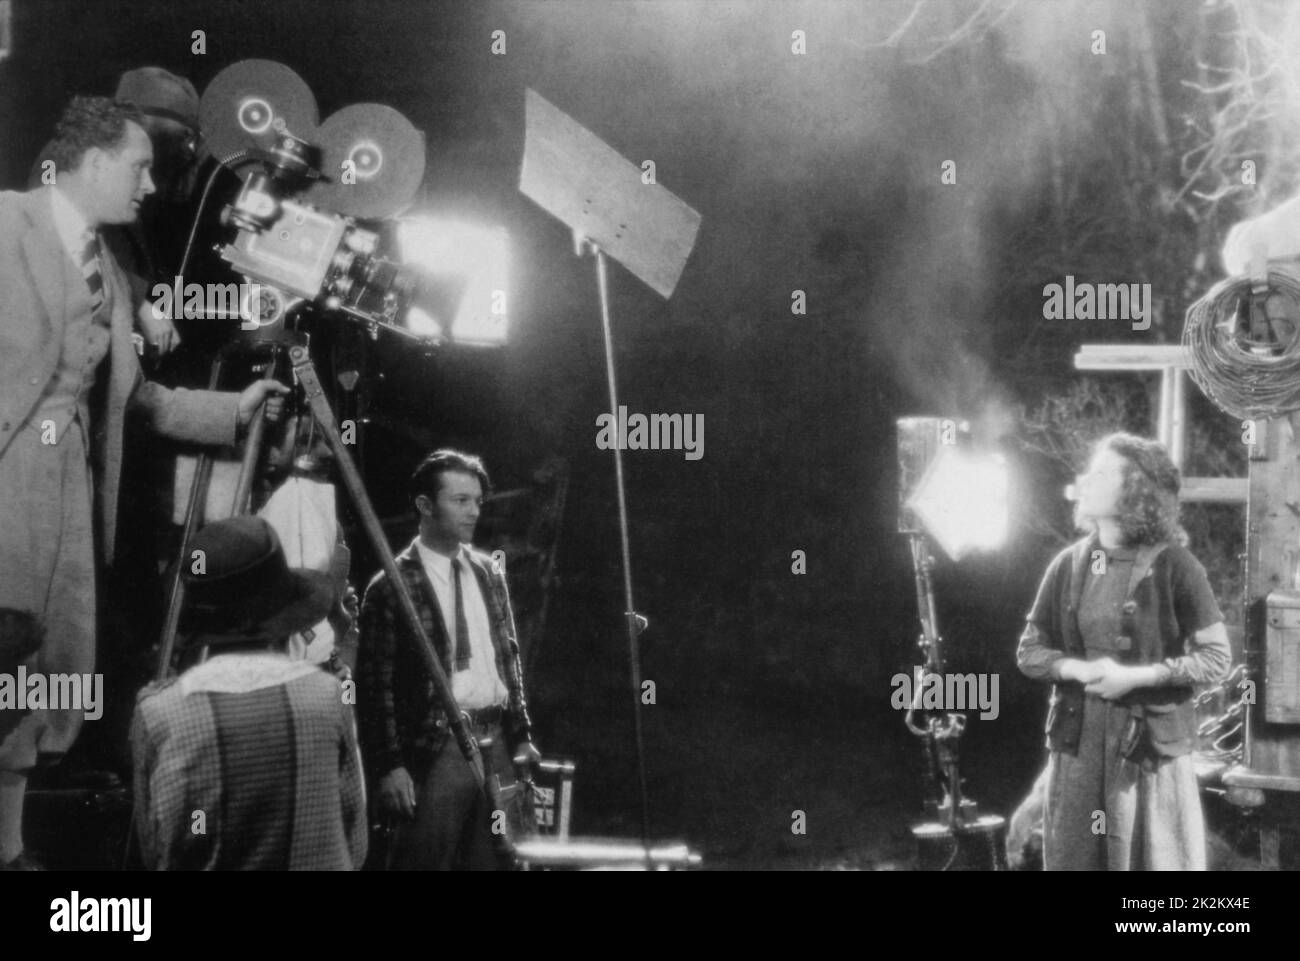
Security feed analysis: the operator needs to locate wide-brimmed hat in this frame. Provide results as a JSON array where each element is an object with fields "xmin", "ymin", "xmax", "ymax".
[
  {"xmin": 115, "ymin": 66, "xmax": 200, "ymax": 131},
  {"xmin": 181, "ymin": 516, "xmax": 336, "ymax": 647}
]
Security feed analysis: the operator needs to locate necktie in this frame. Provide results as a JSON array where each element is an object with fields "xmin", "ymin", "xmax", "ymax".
[
  {"xmin": 452, "ymin": 558, "xmax": 471, "ymax": 672},
  {"xmin": 79, "ymin": 231, "xmax": 103, "ymax": 313}
]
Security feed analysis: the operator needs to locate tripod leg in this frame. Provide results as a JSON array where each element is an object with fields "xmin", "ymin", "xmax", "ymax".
[
  {"xmin": 230, "ymin": 340, "xmax": 286, "ymax": 516},
  {"xmin": 155, "ymin": 351, "xmax": 228, "ymax": 682},
  {"xmin": 231, "ymin": 404, "xmax": 267, "ymax": 516},
  {"xmin": 288, "ymin": 346, "xmax": 484, "ymax": 786},
  {"xmin": 137, "ymin": 349, "xmax": 226, "ymax": 865}
]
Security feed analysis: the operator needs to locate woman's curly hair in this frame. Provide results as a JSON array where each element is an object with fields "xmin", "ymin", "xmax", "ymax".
[{"xmin": 1077, "ymin": 432, "xmax": 1187, "ymax": 547}]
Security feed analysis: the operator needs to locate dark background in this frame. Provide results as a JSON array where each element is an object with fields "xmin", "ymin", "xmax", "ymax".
[{"xmin": 0, "ymin": 0, "xmax": 1267, "ymax": 868}]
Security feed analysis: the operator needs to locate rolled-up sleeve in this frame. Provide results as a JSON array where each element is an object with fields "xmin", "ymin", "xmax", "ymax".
[
  {"xmin": 1018, "ymin": 622, "xmax": 1065, "ymax": 682},
  {"xmin": 1168, "ymin": 549, "xmax": 1231, "ymax": 686},
  {"xmin": 1163, "ymin": 623, "xmax": 1232, "ymax": 687},
  {"xmin": 1018, "ymin": 556, "xmax": 1066, "ymax": 682}
]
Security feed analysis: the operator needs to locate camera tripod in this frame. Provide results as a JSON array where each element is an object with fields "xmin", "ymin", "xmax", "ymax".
[{"xmin": 155, "ymin": 334, "xmax": 491, "ymax": 791}]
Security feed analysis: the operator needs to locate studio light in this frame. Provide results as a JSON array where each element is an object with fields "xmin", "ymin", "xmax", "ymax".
[
  {"xmin": 397, "ymin": 218, "xmax": 511, "ymax": 346},
  {"xmin": 907, "ymin": 446, "xmax": 1010, "ymax": 561},
  {"xmin": 895, "ymin": 416, "xmax": 1011, "ymax": 867}
]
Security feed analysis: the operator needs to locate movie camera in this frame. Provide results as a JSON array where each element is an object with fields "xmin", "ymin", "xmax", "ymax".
[{"xmin": 195, "ymin": 59, "xmax": 463, "ymax": 342}]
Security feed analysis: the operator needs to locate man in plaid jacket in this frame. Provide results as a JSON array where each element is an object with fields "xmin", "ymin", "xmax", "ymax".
[{"xmin": 356, "ymin": 449, "xmax": 537, "ymax": 870}]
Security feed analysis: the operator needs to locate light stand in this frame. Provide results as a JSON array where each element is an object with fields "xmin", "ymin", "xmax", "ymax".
[
  {"xmin": 585, "ymin": 239, "xmax": 651, "ymax": 851},
  {"xmin": 897, "ymin": 417, "xmax": 1007, "ymax": 870},
  {"xmin": 903, "ymin": 531, "xmax": 1005, "ymax": 868},
  {"xmin": 519, "ymin": 89, "xmax": 702, "ymax": 857}
]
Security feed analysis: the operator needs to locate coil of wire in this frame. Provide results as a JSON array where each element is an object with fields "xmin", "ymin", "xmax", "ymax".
[{"xmin": 1184, "ymin": 265, "xmax": 1300, "ymax": 420}]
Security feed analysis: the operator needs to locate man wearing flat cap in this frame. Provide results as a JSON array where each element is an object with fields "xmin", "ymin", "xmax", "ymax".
[{"xmin": 130, "ymin": 515, "xmax": 368, "ymax": 871}]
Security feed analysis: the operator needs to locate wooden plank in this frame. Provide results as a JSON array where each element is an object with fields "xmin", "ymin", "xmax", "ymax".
[
  {"xmin": 1221, "ymin": 769, "xmax": 1300, "ymax": 793},
  {"xmin": 1171, "ymin": 368, "xmax": 1187, "ymax": 469},
  {"xmin": 1261, "ymin": 826, "xmax": 1281, "ymax": 870},
  {"xmin": 1157, "ymin": 367, "xmax": 1174, "ymax": 457},
  {"xmin": 1076, "ymin": 344, "xmax": 1190, "ymax": 356},
  {"xmin": 1075, "ymin": 345, "xmax": 1193, "ymax": 370},
  {"xmin": 1243, "ymin": 418, "xmax": 1300, "ymax": 785},
  {"xmin": 1180, "ymin": 477, "xmax": 1249, "ymax": 503},
  {"xmin": 1075, "ymin": 360, "xmax": 1195, "ymax": 371}
]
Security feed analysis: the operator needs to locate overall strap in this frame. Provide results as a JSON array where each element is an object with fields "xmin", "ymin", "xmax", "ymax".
[
  {"xmin": 1067, "ymin": 534, "xmax": 1098, "ymax": 624},
  {"xmin": 1126, "ymin": 542, "xmax": 1167, "ymax": 602},
  {"xmin": 1122, "ymin": 541, "xmax": 1168, "ymax": 719}
]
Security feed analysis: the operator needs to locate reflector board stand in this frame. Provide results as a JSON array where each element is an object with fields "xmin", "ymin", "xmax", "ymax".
[{"xmin": 519, "ymin": 90, "xmax": 702, "ymax": 864}]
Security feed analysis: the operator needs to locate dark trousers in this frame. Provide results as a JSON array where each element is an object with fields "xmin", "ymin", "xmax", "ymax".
[{"xmin": 391, "ymin": 721, "xmax": 516, "ymax": 871}]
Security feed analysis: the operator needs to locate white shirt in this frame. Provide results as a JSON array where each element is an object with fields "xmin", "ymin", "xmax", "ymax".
[
  {"xmin": 50, "ymin": 186, "xmax": 95, "ymax": 266},
  {"xmin": 414, "ymin": 540, "xmax": 507, "ymax": 710}
]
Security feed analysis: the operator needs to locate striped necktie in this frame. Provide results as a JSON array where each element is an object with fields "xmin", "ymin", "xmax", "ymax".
[
  {"xmin": 79, "ymin": 230, "xmax": 103, "ymax": 313},
  {"xmin": 452, "ymin": 558, "xmax": 471, "ymax": 671}
]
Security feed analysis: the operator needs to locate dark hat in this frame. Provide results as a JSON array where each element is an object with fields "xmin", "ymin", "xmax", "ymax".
[
  {"xmin": 115, "ymin": 67, "xmax": 200, "ymax": 130},
  {"xmin": 181, "ymin": 516, "xmax": 336, "ymax": 647}
]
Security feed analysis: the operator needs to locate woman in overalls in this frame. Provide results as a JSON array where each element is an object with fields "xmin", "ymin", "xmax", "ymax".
[{"xmin": 1017, "ymin": 433, "xmax": 1232, "ymax": 870}]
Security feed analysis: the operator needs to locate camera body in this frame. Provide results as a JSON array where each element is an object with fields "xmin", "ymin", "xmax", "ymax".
[{"xmin": 221, "ymin": 187, "xmax": 400, "ymax": 322}]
